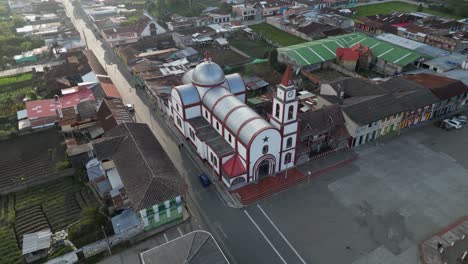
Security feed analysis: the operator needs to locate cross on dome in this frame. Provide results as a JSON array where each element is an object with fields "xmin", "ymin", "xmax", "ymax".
[{"xmin": 203, "ymin": 51, "xmax": 212, "ymax": 63}]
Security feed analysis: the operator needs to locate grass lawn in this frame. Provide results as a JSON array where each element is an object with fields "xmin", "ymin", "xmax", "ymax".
[
  {"xmin": 229, "ymin": 37, "xmax": 273, "ymax": 59},
  {"xmin": 352, "ymin": 1, "xmax": 463, "ymax": 19},
  {"xmin": 250, "ymin": 23, "xmax": 306, "ymax": 47}
]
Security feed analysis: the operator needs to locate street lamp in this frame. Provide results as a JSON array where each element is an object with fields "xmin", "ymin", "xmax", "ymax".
[{"xmin": 307, "ymin": 170, "xmax": 311, "ymax": 184}]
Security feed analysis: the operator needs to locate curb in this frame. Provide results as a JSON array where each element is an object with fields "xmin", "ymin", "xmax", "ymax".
[{"xmin": 239, "ymin": 154, "xmax": 358, "ymax": 205}]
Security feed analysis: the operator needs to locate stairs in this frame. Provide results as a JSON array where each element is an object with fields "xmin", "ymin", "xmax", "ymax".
[{"xmin": 236, "ymin": 154, "xmax": 358, "ymax": 205}]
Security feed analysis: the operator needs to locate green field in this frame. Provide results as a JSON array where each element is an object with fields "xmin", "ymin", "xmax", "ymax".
[
  {"xmin": 229, "ymin": 36, "xmax": 273, "ymax": 59},
  {"xmin": 0, "ymin": 73, "xmax": 35, "ymax": 127},
  {"xmin": 250, "ymin": 23, "xmax": 306, "ymax": 47},
  {"xmin": 0, "ymin": 226, "xmax": 22, "ymax": 264},
  {"xmin": 352, "ymin": 1, "xmax": 463, "ymax": 19}
]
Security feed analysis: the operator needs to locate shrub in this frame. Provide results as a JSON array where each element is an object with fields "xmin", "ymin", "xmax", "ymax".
[{"xmin": 55, "ymin": 160, "xmax": 71, "ymax": 171}]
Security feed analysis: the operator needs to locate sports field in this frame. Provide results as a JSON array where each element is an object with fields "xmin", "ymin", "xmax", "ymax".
[{"xmin": 352, "ymin": 1, "xmax": 462, "ymax": 19}]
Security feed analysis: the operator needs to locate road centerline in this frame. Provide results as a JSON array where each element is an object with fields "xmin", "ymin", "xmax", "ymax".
[
  {"xmin": 257, "ymin": 204, "xmax": 307, "ymax": 264},
  {"xmin": 244, "ymin": 210, "xmax": 287, "ymax": 264}
]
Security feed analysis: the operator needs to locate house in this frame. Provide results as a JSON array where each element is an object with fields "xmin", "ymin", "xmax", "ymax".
[
  {"xmin": 172, "ymin": 26, "xmax": 216, "ymax": 48},
  {"xmin": 96, "ymin": 97, "xmax": 134, "ymax": 132},
  {"xmin": 101, "ymin": 26, "xmax": 138, "ymax": 47},
  {"xmin": 320, "ymin": 77, "xmax": 440, "ymax": 147},
  {"xmin": 317, "ymin": 13, "xmax": 354, "ymax": 29},
  {"xmin": 140, "ymin": 230, "xmax": 229, "ymax": 264},
  {"xmin": 232, "ymin": 4, "xmax": 257, "ymax": 20},
  {"xmin": 354, "ymin": 12, "xmax": 421, "ymax": 35},
  {"xmin": 134, "ymin": 11, "xmax": 166, "ymax": 39},
  {"xmin": 296, "ymin": 104, "xmax": 349, "ymax": 162},
  {"xmin": 90, "ymin": 76, "xmax": 121, "ymax": 99},
  {"xmin": 248, "ymin": 0, "xmax": 289, "ymax": 17},
  {"xmin": 403, "ymin": 74, "xmax": 468, "ymax": 117},
  {"xmin": 336, "ymin": 43, "xmax": 372, "ymax": 71},
  {"xmin": 89, "ymin": 123, "xmax": 187, "ymax": 232}
]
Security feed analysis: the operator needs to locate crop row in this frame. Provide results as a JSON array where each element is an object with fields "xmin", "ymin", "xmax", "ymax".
[
  {"xmin": 0, "ymin": 225, "xmax": 22, "ymax": 264},
  {"xmin": 0, "ymin": 73, "xmax": 32, "ymax": 86}
]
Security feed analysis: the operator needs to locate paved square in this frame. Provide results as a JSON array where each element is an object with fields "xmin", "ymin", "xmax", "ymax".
[{"xmin": 254, "ymin": 124, "xmax": 468, "ymax": 264}]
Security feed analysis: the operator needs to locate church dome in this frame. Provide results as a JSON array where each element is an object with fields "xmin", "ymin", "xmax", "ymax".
[
  {"xmin": 192, "ymin": 61, "xmax": 225, "ymax": 87},
  {"xmin": 182, "ymin": 69, "xmax": 193, "ymax": 84}
]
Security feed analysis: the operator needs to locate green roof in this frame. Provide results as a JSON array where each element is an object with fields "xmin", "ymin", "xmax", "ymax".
[{"xmin": 278, "ymin": 33, "xmax": 429, "ymax": 67}]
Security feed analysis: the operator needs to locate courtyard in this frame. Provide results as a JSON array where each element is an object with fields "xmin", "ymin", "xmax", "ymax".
[{"xmin": 243, "ymin": 121, "xmax": 468, "ymax": 264}]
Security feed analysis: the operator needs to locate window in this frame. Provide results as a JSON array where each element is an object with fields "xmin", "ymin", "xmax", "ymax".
[
  {"xmin": 287, "ymin": 105, "xmax": 294, "ymax": 120},
  {"xmin": 176, "ymin": 104, "xmax": 179, "ymax": 112},
  {"xmin": 213, "ymin": 157, "xmax": 217, "ymax": 167},
  {"xmin": 285, "ymin": 153, "xmax": 292, "ymax": 164},
  {"xmin": 275, "ymin": 103, "xmax": 280, "ymax": 118},
  {"xmin": 177, "ymin": 116, "xmax": 182, "ymax": 127},
  {"xmin": 205, "ymin": 110, "xmax": 208, "ymax": 119},
  {"xmin": 368, "ymin": 123, "xmax": 372, "ymax": 128},
  {"xmin": 228, "ymin": 134, "xmax": 232, "ymax": 143},
  {"xmin": 190, "ymin": 129, "xmax": 195, "ymax": 140},
  {"xmin": 216, "ymin": 122, "xmax": 219, "ymax": 130},
  {"xmin": 286, "ymin": 137, "xmax": 293, "ymax": 148},
  {"xmin": 262, "ymin": 145, "xmax": 268, "ymax": 154}
]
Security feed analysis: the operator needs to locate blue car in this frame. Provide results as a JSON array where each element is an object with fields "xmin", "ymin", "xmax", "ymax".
[{"xmin": 198, "ymin": 173, "xmax": 211, "ymax": 187}]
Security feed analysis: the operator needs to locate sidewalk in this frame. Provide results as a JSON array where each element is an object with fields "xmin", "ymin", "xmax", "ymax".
[{"xmin": 233, "ymin": 149, "xmax": 358, "ymax": 205}]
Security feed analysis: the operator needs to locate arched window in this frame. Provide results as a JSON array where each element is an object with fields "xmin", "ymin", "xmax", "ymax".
[
  {"xmin": 262, "ymin": 145, "xmax": 268, "ymax": 154},
  {"xmin": 285, "ymin": 153, "xmax": 292, "ymax": 164},
  {"xmin": 275, "ymin": 103, "xmax": 280, "ymax": 118},
  {"xmin": 286, "ymin": 137, "xmax": 293, "ymax": 148},
  {"xmin": 287, "ymin": 105, "xmax": 294, "ymax": 120}
]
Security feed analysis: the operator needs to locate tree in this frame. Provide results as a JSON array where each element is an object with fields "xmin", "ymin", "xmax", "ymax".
[
  {"xmin": 417, "ymin": 4, "xmax": 424, "ymax": 12},
  {"xmin": 20, "ymin": 41, "xmax": 32, "ymax": 51}
]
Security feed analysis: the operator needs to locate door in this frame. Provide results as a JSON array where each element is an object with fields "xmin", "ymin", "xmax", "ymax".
[{"xmin": 258, "ymin": 160, "xmax": 270, "ymax": 180}]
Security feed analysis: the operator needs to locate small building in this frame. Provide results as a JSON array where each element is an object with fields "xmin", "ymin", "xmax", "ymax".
[
  {"xmin": 232, "ymin": 4, "xmax": 256, "ymax": 21},
  {"xmin": 96, "ymin": 97, "xmax": 134, "ymax": 132},
  {"xmin": 90, "ymin": 123, "xmax": 187, "ymax": 232},
  {"xmin": 297, "ymin": 104, "xmax": 349, "ymax": 162},
  {"xmin": 22, "ymin": 229, "xmax": 52, "ymax": 263},
  {"xmin": 403, "ymin": 73, "xmax": 468, "ymax": 117},
  {"xmin": 101, "ymin": 26, "xmax": 138, "ymax": 48},
  {"xmin": 243, "ymin": 76, "xmax": 269, "ymax": 93},
  {"xmin": 135, "ymin": 11, "xmax": 167, "ymax": 39},
  {"xmin": 336, "ymin": 43, "xmax": 372, "ymax": 71}
]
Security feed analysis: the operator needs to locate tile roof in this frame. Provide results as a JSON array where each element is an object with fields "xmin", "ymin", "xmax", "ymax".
[
  {"xmin": 83, "ymin": 49, "xmax": 107, "ymax": 76},
  {"xmin": 299, "ymin": 104, "xmax": 345, "ymax": 135},
  {"xmin": 92, "ymin": 123, "xmax": 186, "ymax": 210},
  {"xmin": 342, "ymin": 94, "xmax": 405, "ymax": 125},
  {"xmin": 100, "ymin": 98, "xmax": 134, "ymax": 125},
  {"xmin": 222, "ymin": 154, "xmax": 247, "ymax": 178},
  {"xmin": 403, "ymin": 74, "xmax": 468, "ymax": 100},
  {"xmin": 98, "ymin": 77, "xmax": 121, "ymax": 98}
]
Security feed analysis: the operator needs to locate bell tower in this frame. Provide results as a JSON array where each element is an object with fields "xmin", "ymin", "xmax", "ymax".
[{"xmin": 270, "ymin": 65, "xmax": 298, "ymax": 170}]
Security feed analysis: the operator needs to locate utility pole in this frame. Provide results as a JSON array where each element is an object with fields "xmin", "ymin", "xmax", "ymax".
[
  {"xmin": 101, "ymin": 225, "xmax": 111, "ymax": 256},
  {"xmin": 307, "ymin": 171, "xmax": 311, "ymax": 184}
]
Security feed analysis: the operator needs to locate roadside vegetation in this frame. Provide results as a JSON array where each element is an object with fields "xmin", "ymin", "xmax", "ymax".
[
  {"xmin": 0, "ymin": 2, "xmax": 44, "ymax": 69},
  {"xmin": 352, "ymin": 1, "xmax": 464, "ymax": 19}
]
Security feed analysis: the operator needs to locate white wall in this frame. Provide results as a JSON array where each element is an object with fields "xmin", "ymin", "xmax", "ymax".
[
  {"xmin": 237, "ymin": 143, "xmax": 247, "ymax": 160},
  {"xmin": 283, "ymin": 122, "xmax": 298, "ymax": 135},
  {"xmin": 320, "ymin": 84, "xmax": 338, "ymax": 96},
  {"xmin": 248, "ymin": 128, "xmax": 282, "ymax": 176},
  {"xmin": 224, "ymin": 129, "xmax": 236, "ymax": 148}
]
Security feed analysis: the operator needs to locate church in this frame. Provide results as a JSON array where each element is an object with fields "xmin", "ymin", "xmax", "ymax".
[{"xmin": 170, "ymin": 60, "xmax": 299, "ymax": 189}]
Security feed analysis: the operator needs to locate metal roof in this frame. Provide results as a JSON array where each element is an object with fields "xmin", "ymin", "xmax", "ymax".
[
  {"xmin": 192, "ymin": 61, "xmax": 225, "ymax": 86},
  {"xmin": 279, "ymin": 32, "xmax": 429, "ymax": 67},
  {"xmin": 22, "ymin": 229, "xmax": 51, "ymax": 255},
  {"xmin": 238, "ymin": 118, "xmax": 272, "ymax": 144},
  {"xmin": 175, "ymin": 84, "xmax": 201, "ymax": 105},
  {"xmin": 203, "ymin": 87, "xmax": 231, "ymax": 110},
  {"xmin": 202, "ymin": 85, "xmax": 273, "ymax": 145},
  {"xmin": 225, "ymin": 74, "xmax": 246, "ymax": 94}
]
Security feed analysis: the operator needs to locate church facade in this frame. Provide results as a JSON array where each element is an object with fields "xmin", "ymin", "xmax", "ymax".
[{"xmin": 170, "ymin": 60, "xmax": 298, "ymax": 189}]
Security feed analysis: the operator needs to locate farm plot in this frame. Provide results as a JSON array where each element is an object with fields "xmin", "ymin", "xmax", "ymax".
[
  {"xmin": 15, "ymin": 205, "xmax": 50, "ymax": 245},
  {"xmin": 0, "ymin": 129, "xmax": 66, "ymax": 193},
  {"xmin": 15, "ymin": 177, "xmax": 99, "ymax": 232},
  {"xmin": 0, "ymin": 225, "xmax": 22, "ymax": 264},
  {"xmin": 250, "ymin": 23, "xmax": 306, "ymax": 47},
  {"xmin": 0, "ymin": 73, "xmax": 35, "ymax": 119}
]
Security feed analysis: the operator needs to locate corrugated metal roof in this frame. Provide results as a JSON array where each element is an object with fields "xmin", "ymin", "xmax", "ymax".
[{"xmin": 22, "ymin": 229, "xmax": 51, "ymax": 255}]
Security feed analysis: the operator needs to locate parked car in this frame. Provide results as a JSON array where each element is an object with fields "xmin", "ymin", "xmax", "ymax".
[
  {"xmin": 125, "ymin": 103, "xmax": 134, "ymax": 112},
  {"xmin": 198, "ymin": 173, "xmax": 211, "ymax": 187},
  {"xmin": 452, "ymin": 115, "xmax": 467, "ymax": 124},
  {"xmin": 442, "ymin": 119, "xmax": 463, "ymax": 130}
]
